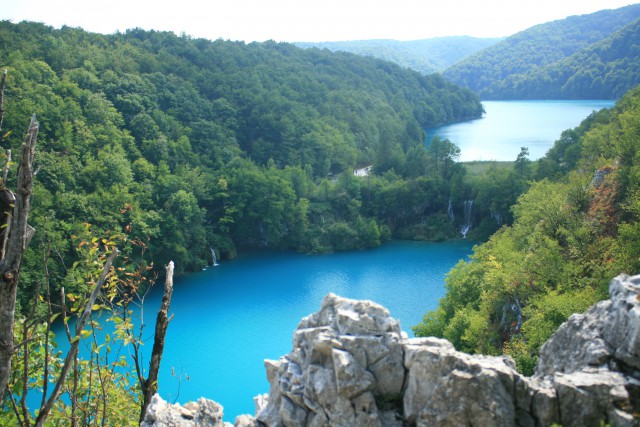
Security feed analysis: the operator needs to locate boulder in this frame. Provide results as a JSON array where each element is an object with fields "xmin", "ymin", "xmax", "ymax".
[
  {"xmin": 403, "ymin": 337, "xmax": 519, "ymax": 426},
  {"xmin": 140, "ymin": 393, "xmax": 230, "ymax": 427},
  {"xmin": 253, "ymin": 293, "xmax": 408, "ymax": 426},
  {"xmin": 553, "ymin": 370, "xmax": 631, "ymax": 427},
  {"xmin": 536, "ymin": 274, "xmax": 640, "ymax": 376}
]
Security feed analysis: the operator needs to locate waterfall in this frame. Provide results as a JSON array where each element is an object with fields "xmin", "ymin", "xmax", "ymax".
[
  {"xmin": 460, "ymin": 199, "xmax": 474, "ymax": 238},
  {"xmin": 447, "ymin": 198, "xmax": 455, "ymax": 223},
  {"xmin": 490, "ymin": 210, "xmax": 503, "ymax": 226},
  {"xmin": 210, "ymin": 247, "xmax": 219, "ymax": 267}
]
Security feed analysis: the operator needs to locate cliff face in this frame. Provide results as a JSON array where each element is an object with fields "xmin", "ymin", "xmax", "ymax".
[{"xmin": 141, "ymin": 274, "xmax": 640, "ymax": 427}]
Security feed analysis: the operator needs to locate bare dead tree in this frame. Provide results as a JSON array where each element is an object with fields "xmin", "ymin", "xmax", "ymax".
[
  {"xmin": 139, "ymin": 261, "xmax": 175, "ymax": 423},
  {"xmin": 0, "ymin": 69, "xmax": 7, "ymax": 133},
  {"xmin": 0, "ymin": 114, "xmax": 38, "ymax": 396},
  {"xmin": 0, "ymin": 69, "xmax": 10, "ymax": 187},
  {"xmin": 59, "ymin": 286, "xmax": 80, "ymax": 427},
  {"xmin": 0, "ymin": 73, "xmax": 176, "ymax": 425},
  {"xmin": 0, "ymin": 68, "xmax": 13, "ymax": 266}
]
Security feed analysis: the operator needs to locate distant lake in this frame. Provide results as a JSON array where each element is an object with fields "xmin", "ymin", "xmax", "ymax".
[
  {"xmin": 58, "ymin": 240, "xmax": 472, "ymax": 421},
  {"xmin": 426, "ymin": 100, "xmax": 616, "ymax": 161}
]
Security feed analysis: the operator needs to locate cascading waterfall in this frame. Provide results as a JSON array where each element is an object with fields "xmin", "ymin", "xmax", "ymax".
[
  {"xmin": 210, "ymin": 247, "xmax": 219, "ymax": 267},
  {"xmin": 460, "ymin": 199, "xmax": 474, "ymax": 238},
  {"xmin": 447, "ymin": 198, "xmax": 455, "ymax": 223},
  {"xmin": 490, "ymin": 210, "xmax": 503, "ymax": 226}
]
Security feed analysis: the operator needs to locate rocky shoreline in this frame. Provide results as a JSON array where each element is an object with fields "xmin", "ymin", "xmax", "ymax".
[{"xmin": 141, "ymin": 274, "xmax": 640, "ymax": 426}]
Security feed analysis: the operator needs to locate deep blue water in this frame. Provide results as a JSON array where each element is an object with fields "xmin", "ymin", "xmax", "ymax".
[
  {"xmin": 61, "ymin": 240, "xmax": 472, "ymax": 421},
  {"xmin": 426, "ymin": 100, "xmax": 616, "ymax": 161}
]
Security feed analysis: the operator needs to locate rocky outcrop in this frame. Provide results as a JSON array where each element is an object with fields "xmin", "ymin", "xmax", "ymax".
[
  {"xmin": 533, "ymin": 274, "xmax": 640, "ymax": 426},
  {"xmin": 140, "ymin": 393, "xmax": 229, "ymax": 427},
  {"xmin": 143, "ymin": 274, "xmax": 640, "ymax": 427},
  {"xmin": 254, "ymin": 293, "xmax": 407, "ymax": 427}
]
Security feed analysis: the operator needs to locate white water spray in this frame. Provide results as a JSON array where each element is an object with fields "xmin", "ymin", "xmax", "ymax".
[
  {"xmin": 210, "ymin": 247, "xmax": 219, "ymax": 267},
  {"xmin": 460, "ymin": 200, "xmax": 474, "ymax": 238}
]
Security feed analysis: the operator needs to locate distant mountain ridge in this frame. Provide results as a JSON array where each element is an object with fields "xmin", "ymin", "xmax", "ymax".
[
  {"xmin": 443, "ymin": 4, "xmax": 640, "ymax": 99},
  {"xmin": 295, "ymin": 36, "xmax": 503, "ymax": 74},
  {"xmin": 488, "ymin": 17, "xmax": 640, "ymax": 99}
]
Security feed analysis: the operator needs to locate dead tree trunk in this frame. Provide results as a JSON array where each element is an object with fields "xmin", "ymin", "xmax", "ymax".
[
  {"xmin": 0, "ymin": 114, "xmax": 37, "ymax": 395},
  {"xmin": 140, "ymin": 261, "xmax": 175, "ymax": 423}
]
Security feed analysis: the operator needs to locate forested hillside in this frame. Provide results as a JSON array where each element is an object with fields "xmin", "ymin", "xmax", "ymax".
[
  {"xmin": 491, "ymin": 18, "xmax": 640, "ymax": 99},
  {"xmin": 443, "ymin": 4, "xmax": 640, "ymax": 99},
  {"xmin": 2, "ymin": 14, "xmax": 634, "ymax": 425},
  {"xmin": 295, "ymin": 36, "xmax": 502, "ymax": 74},
  {"xmin": 414, "ymin": 86, "xmax": 640, "ymax": 374},
  {"xmin": 0, "ymin": 21, "xmax": 489, "ymax": 312}
]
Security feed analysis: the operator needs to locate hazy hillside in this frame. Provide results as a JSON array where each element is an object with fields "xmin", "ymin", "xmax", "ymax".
[
  {"xmin": 491, "ymin": 18, "xmax": 640, "ymax": 99},
  {"xmin": 295, "ymin": 36, "xmax": 502, "ymax": 74},
  {"xmin": 443, "ymin": 4, "xmax": 640, "ymax": 99}
]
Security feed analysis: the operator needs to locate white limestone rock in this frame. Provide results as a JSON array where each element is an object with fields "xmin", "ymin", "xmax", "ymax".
[
  {"xmin": 145, "ymin": 274, "xmax": 640, "ymax": 427},
  {"xmin": 403, "ymin": 338, "xmax": 519, "ymax": 426},
  {"xmin": 536, "ymin": 274, "xmax": 640, "ymax": 376},
  {"xmin": 140, "ymin": 393, "xmax": 229, "ymax": 427},
  {"xmin": 553, "ymin": 369, "xmax": 632, "ymax": 427}
]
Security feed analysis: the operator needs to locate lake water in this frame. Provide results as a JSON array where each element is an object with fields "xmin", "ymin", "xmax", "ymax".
[
  {"xmin": 70, "ymin": 240, "xmax": 472, "ymax": 421},
  {"xmin": 426, "ymin": 100, "xmax": 616, "ymax": 161}
]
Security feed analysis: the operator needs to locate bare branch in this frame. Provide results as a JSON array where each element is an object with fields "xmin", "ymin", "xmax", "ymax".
[
  {"xmin": 4, "ymin": 385, "xmax": 26, "ymax": 427},
  {"xmin": 41, "ymin": 240, "xmax": 53, "ymax": 410},
  {"xmin": 34, "ymin": 249, "xmax": 120, "ymax": 427},
  {"xmin": 60, "ymin": 288, "xmax": 72, "ymax": 342},
  {"xmin": 19, "ymin": 277, "xmax": 44, "ymax": 426},
  {"xmin": 0, "ymin": 188, "xmax": 16, "ymax": 261},
  {"xmin": 2, "ymin": 149, "xmax": 11, "ymax": 187},
  {"xmin": 139, "ymin": 261, "xmax": 174, "ymax": 423},
  {"xmin": 0, "ymin": 69, "xmax": 7, "ymax": 133}
]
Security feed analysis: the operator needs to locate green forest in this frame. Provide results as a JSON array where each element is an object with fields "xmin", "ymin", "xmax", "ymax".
[
  {"xmin": 1, "ymin": 12, "xmax": 639, "ymax": 426},
  {"xmin": 491, "ymin": 18, "xmax": 640, "ymax": 99},
  {"xmin": 295, "ymin": 36, "xmax": 502, "ymax": 75},
  {"xmin": 414, "ymin": 86, "xmax": 640, "ymax": 375},
  {"xmin": 0, "ymin": 20, "xmax": 483, "ymax": 426},
  {"xmin": 0, "ymin": 20, "xmax": 494, "ymax": 312},
  {"xmin": 443, "ymin": 4, "xmax": 640, "ymax": 99}
]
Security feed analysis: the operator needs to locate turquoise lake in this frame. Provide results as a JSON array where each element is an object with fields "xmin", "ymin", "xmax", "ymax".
[
  {"xmin": 426, "ymin": 100, "xmax": 616, "ymax": 161},
  {"xmin": 48, "ymin": 99, "xmax": 618, "ymax": 421},
  {"xmin": 103, "ymin": 240, "xmax": 473, "ymax": 420}
]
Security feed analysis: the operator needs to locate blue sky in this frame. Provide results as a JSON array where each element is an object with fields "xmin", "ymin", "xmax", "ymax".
[{"xmin": 3, "ymin": 0, "xmax": 638, "ymax": 42}]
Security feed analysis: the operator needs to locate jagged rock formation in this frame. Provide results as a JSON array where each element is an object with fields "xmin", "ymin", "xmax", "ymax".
[
  {"xmin": 142, "ymin": 274, "xmax": 640, "ymax": 427},
  {"xmin": 140, "ymin": 394, "xmax": 228, "ymax": 427}
]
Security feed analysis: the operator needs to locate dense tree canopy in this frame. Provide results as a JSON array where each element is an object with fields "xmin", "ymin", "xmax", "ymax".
[
  {"xmin": 2, "ymin": 15, "xmax": 635, "ymax": 427},
  {"xmin": 0, "ymin": 20, "xmax": 488, "ymax": 312},
  {"xmin": 486, "ymin": 18, "xmax": 640, "ymax": 99},
  {"xmin": 443, "ymin": 4, "xmax": 640, "ymax": 99},
  {"xmin": 414, "ymin": 86, "xmax": 640, "ymax": 374}
]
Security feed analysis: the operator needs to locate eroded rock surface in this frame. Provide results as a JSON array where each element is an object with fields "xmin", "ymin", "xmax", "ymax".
[
  {"xmin": 143, "ymin": 274, "xmax": 640, "ymax": 427},
  {"xmin": 140, "ymin": 393, "xmax": 230, "ymax": 427}
]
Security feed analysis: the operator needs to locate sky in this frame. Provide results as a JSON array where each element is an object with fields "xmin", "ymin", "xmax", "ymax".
[{"xmin": 2, "ymin": 0, "xmax": 639, "ymax": 43}]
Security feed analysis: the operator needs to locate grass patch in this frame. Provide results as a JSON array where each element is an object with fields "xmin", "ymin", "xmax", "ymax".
[{"xmin": 462, "ymin": 160, "xmax": 514, "ymax": 176}]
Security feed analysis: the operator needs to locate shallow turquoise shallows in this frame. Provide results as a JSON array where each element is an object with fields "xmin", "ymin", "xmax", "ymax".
[
  {"xmin": 426, "ymin": 100, "xmax": 616, "ymax": 161},
  {"xmin": 125, "ymin": 240, "xmax": 472, "ymax": 420}
]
